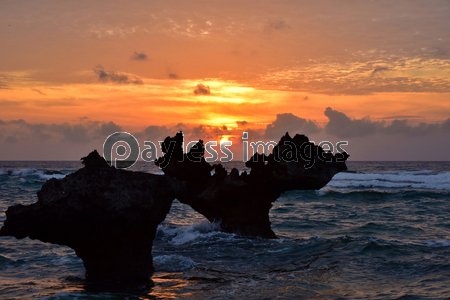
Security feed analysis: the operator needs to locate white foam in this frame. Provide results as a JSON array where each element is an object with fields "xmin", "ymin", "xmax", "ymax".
[
  {"xmin": 11, "ymin": 168, "xmax": 39, "ymax": 176},
  {"xmin": 334, "ymin": 170, "xmax": 449, "ymax": 182},
  {"xmin": 329, "ymin": 171, "xmax": 450, "ymax": 191},
  {"xmin": 158, "ymin": 221, "xmax": 224, "ymax": 245},
  {"xmin": 7, "ymin": 168, "xmax": 67, "ymax": 180},
  {"xmin": 316, "ymin": 186, "xmax": 397, "ymax": 195},
  {"xmin": 19, "ymin": 178, "xmax": 29, "ymax": 184}
]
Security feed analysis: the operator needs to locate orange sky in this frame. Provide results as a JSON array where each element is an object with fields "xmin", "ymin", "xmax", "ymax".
[{"xmin": 1, "ymin": 1, "xmax": 449, "ymax": 160}]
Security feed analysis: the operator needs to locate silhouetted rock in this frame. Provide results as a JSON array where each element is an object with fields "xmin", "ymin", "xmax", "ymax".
[
  {"xmin": 0, "ymin": 131, "xmax": 348, "ymax": 284},
  {"xmin": 81, "ymin": 149, "xmax": 111, "ymax": 169},
  {"xmin": 261, "ymin": 132, "xmax": 348, "ymax": 190},
  {"xmin": 156, "ymin": 131, "xmax": 348, "ymax": 239},
  {"xmin": 0, "ymin": 150, "xmax": 184, "ymax": 283}
]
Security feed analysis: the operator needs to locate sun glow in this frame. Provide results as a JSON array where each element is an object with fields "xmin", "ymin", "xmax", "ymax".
[{"xmin": 219, "ymin": 135, "xmax": 233, "ymax": 144}]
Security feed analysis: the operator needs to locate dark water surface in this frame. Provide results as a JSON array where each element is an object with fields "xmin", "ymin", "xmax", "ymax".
[{"xmin": 0, "ymin": 161, "xmax": 449, "ymax": 299}]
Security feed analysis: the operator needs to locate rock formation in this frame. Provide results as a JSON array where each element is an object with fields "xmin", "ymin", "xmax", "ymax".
[
  {"xmin": 0, "ymin": 132, "xmax": 348, "ymax": 282},
  {"xmin": 155, "ymin": 132, "xmax": 348, "ymax": 238},
  {"xmin": 0, "ymin": 150, "xmax": 184, "ymax": 283}
]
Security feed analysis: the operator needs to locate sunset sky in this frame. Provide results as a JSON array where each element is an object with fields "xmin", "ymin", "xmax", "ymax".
[{"xmin": 1, "ymin": 0, "xmax": 449, "ymax": 161}]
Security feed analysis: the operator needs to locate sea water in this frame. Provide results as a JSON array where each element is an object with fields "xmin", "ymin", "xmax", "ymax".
[{"xmin": 0, "ymin": 161, "xmax": 449, "ymax": 299}]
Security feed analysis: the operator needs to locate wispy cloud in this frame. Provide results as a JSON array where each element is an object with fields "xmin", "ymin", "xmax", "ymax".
[
  {"xmin": 256, "ymin": 55, "xmax": 450, "ymax": 95},
  {"xmin": 31, "ymin": 88, "xmax": 46, "ymax": 95},
  {"xmin": 131, "ymin": 51, "xmax": 148, "ymax": 61},
  {"xmin": 264, "ymin": 18, "xmax": 290, "ymax": 33},
  {"xmin": 0, "ymin": 100, "xmax": 24, "ymax": 107},
  {"xmin": 371, "ymin": 66, "xmax": 389, "ymax": 77}
]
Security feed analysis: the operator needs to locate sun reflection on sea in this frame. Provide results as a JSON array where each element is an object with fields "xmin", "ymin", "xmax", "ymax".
[{"xmin": 147, "ymin": 272, "xmax": 191, "ymax": 299}]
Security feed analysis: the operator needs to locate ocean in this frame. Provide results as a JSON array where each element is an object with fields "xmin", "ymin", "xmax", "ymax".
[{"xmin": 0, "ymin": 161, "xmax": 449, "ymax": 299}]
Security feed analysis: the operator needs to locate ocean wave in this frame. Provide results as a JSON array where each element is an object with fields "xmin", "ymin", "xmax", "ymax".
[
  {"xmin": 1, "ymin": 168, "xmax": 68, "ymax": 180},
  {"xmin": 316, "ymin": 187, "xmax": 398, "ymax": 195},
  {"xmin": 157, "ymin": 222, "xmax": 232, "ymax": 245},
  {"xmin": 19, "ymin": 178, "xmax": 32, "ymax": 184},
  {"xmin": 329, "ymin": 171, "xmax": 450, "ymax": 191},
  {"xmin": 334, "ymin": 170, "xmax": 449, "ymax": 183},
  {"xmin": 153, "ymin": 254, "xmax": 196, "ymax": 271},
  {"xmin": 422, "ymin": 240, "xmax": 450, "ymax": 247},
  {"xmin": 38, "ymin": 174, "xmax": 66, "ymax": 180},
  {"xmin": 11, "ymin": 168, "xmax": 39, "ymax": 176}
]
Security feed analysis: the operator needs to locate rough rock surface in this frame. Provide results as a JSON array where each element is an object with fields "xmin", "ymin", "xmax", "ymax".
[
  {"xmin": 156, "ymin": 132, "xmax": 348, "ymax": 238},
  {"xmin": 0, "ymin": 150, "xmax": 184, "ymax": 283},
  {"xmin": 0, "ymin": 132, "xmax": 348, "ymax": 283}
]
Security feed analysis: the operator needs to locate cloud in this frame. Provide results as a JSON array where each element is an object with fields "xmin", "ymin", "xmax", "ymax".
[
  {"xmin": 264, "ymin": 113, "xmax": 319, "ymax": 139},
  {"xmin": 258, "ymin": 54, "xmax": 450, "ymax": 95},
  {"xmin": 191, "ymin": 125, "xmax": 207, "ymax": 137},
  {"xmin": 131, "ymin": 52, "xmax": 148, "ymax": 61},
  {"xmin": 132, "ymin": 123, "xmax": 228, "ymax": 143},
  {"xmin": 382, "ymin": 119, "xmax": 450, "ymax": 136},
  {"xmin": 441, "ymin": 118, "xmax": 450, "ymax": 131},
  {"xmin": 0, "ymin": 100, "xmax": 24, "ymax": 107},
  {"xmin": 265, "ymin": 18, "xmax": 290, "ymax": 32},
  {"xmin": 5, "ymin": 136, "xmax": 17, "ymax": 144},
  {"xmin": 59, "ymin": 124, "xmax": 91, "ymax": 144},
  {"xmin": 9, "ymin": 119, "xmax": 27, "ymax": 125},
  {"xmin": 140, "ymin": 125, "xmax": 170, "ymax": 141},
  {"xmin": 193, "ymin": 83, "xmax": 210, "ymax": 95},
  {"xmin": 324, "ymin": 107, "xmax": 382, "ymax": 138},
  {"xmin": 189, "ymin": 125, "xmax": 226, "ymax": 140},
  {"xmin": 0, "ymin": 119, "xmax": 126, "ymax": 145},
  {"xmin": 93, "ymin": 66, "xmax": 143, "ymax": 85},
  {"xmin": 99, "ymin": 121, "xmax": 122, "ymax": 136},
  {"xmin": 172, "ymin": 123, "xmax": 190, "ymax": 132},
  {"xmin": 371, "ymin": 66, "xmax": 390, "ymax": 76},
  {"xmin": 0, "ymin": 113, "xmax": 449, "ymax": 160},
  {"xmin": 31, "ymin": 88, "xmax": 46, "ymax": 95},
  {"xmin": 236, "ymin": 120, "xmax": 248, "ymax": 127},
  {"xmin": 244, "ymin": 128, "xmax": 263, "ymax": 140},
  {"xmin": 324, "ymin": 107, "xmax": 450, "ymax": 138},
  {"xmin": 379, "ymin": 115, "xmax": 422, "ymax": 120},
  {"xmin": 34, "ymin": 97, "xmax": 80, "ymax": 107}
]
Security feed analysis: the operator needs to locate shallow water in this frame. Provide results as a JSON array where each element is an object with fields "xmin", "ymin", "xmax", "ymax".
[{"xmin": 0, "ymin": 161, "xmax": 449, "ymax": 299}]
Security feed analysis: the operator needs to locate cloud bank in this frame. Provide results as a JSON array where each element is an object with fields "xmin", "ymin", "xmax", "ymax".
[{"xmin": 1, "ymin": 108, "xmax": 449, "ymax": 160}]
